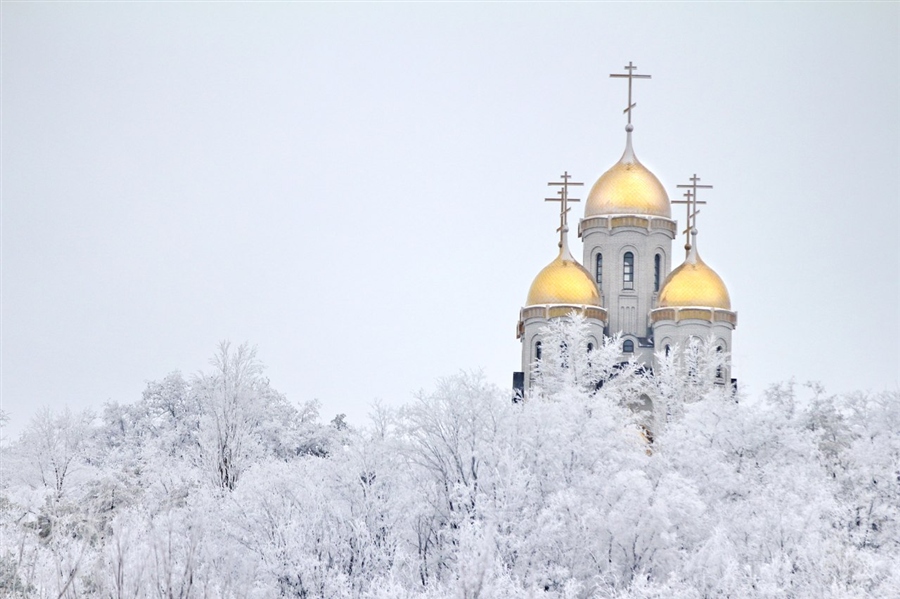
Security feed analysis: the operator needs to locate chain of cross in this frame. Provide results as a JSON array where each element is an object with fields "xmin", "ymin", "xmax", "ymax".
[
  {"xmin": 673, "ymin": 174, "xmax": 713, "ymax": 250},
  {"xmin": 545, "ymin": 171, "xmax": 583, "ymax": 249},
  {"xmin": 610, "ymin": 61, "xmax": 651, "ymax": 126}
]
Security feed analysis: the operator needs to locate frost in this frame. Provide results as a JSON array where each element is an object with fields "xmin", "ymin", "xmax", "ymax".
[{"xmin": 1, "ymin": 333, "xmax": 897, "ymax": 598}]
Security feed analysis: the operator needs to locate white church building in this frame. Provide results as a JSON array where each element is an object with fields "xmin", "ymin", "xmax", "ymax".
[{"xmin": 514, "ymin": 63, "xmax": 737, "ymax": 396}]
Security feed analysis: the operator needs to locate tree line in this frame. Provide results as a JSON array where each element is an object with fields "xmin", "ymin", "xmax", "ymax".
[{"xmin": 1, "ymin": 319, "xmax": 898, "ymax": 598}]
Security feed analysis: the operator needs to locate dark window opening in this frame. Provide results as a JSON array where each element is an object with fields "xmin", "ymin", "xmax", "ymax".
[
  {"xmin": 535, "ymin": 341, "xmax": 542, "ymax": 361},
  {"xmin": 512, "ymin": 372, "xmax": 524, "ymax": 403},
  {"xmin": 716, "ymin": 345, "xmax": 724, "ymax": 379},
  {"xmin": 596, "ymin": 254, "xmax": 603, "ymax": 286},
  {"xmin": 623, "ymin": 252, "xmax": 634, "ymax": 290},
  {"xmin": 623, "ymin": 339, "xmax": 634, "ymax": 353},
  {"xmin": 654, "ymin": 254, "xmax": 661, "ymax": 292}
]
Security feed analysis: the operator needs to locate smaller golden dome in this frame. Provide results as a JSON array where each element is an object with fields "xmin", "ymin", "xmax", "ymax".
[
  {"xmin": 657, "ymin": 245, "xmax": 731, "ymax": 310},
  {"xmin": 526, "ymin": 246, "xmax": 601, "ymax": 307},
  {"xmin": 584, "ymin": 132, "xmax": 671, "ymax": 218}
]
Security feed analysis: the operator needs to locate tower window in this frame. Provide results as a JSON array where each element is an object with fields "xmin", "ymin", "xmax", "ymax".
[
  {"xmin": 623, "ymin": 252, "xmax": 634, "ymax": 290},
  {"xmin": 596, "ymin": 254, "xmax": 603, "ymax": 286},
  {"xmin": 587, "ymin": 342, "xmax": 594, "ymax": 352},
  {"xmin": 623, "ymin": 339, "xmax": 634, "ymax": 353},
  {"xmin": 716, "ymin": 345, "xmax": 724, "ymax": 379},
  {"xmin": 535, "ymin": 341, "xmax": 542, "ymax": 361},
  {"xmin": 665, "ymin": 344, "xmax": 671, "ymax": 356},
  {"xmin": 654, "ymin": 253, "xmax": 661, "ymax": 292}
]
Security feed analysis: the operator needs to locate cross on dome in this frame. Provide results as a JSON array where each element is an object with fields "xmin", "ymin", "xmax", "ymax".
[
  {"xmin": 609, "ymin": 61, "xmax": 652, "ymax": 129},
  {"xmin": 672, "ymin": 189, "xmax": 704, "ymax": 251},
  {"xmin": 545, "ymin": 171, "xmax": 583, "ymax": 250},
  {"xmin": 674, "ymin": 174, "xmax": 713, "ymax": 251}
]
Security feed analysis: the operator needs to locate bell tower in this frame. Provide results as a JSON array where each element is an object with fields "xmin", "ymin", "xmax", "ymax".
[
  {"xmin": 514, "ymin": 172, "xmax": 607, "ymax": 397},
  {"xmin": 579, "ymin": 63, "xmax": 676, "ymax": 366},
  {"xmin": 650, "ymin": 176, "xmax": 737, "ymax": 384}
]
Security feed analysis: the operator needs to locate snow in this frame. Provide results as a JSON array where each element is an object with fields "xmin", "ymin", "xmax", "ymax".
[{"xmin": 1, "ymin": 328, "xmax": 898, "ymax": 598}]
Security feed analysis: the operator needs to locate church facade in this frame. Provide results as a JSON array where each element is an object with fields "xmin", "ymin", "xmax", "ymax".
[{"xmin": 514, "ymin": 64, "xmax": 737, "ymax": 396}]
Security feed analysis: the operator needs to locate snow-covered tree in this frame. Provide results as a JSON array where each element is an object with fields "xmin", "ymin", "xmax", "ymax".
[
  {"xmin": 1, "ymin": 333, "xmax": 897, "ymax": 598},
  {"xmin": 532, "ymin": 313, "xmax": 645, "ymax": 402}
]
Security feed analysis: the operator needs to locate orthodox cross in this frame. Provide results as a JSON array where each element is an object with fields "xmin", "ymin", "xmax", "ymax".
[
  {"xmin": 545, "ymin": 171, "xmax": 583, "ymax": 249},
  {"xmin": 673, "ymin": 189, "xmax": 702, "ymax": 251},
  {"xmin": 674, "ymin": 174, "xmax": 713, "ymax": 250},
  {"xmin": 610, "ymin": 61, "xmax": 651, "ymax": 126}
]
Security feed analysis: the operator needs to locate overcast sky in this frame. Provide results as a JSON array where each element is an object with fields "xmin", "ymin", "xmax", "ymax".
[{"xmin": 2, "ymin": 3, "xmax": 898, "ymax": 439}]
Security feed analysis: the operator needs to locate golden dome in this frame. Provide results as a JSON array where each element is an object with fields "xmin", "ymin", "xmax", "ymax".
[
  {"xmin": 585, "ymin": 132, "xmax": 671, "ymax": 218},
  {"xmin": 657, "ymin": 245, "xmax": 731, "ymax": 310},
  {"xmin": 526, "ymin": 246, "xmax": 601, "ymax": 307}
]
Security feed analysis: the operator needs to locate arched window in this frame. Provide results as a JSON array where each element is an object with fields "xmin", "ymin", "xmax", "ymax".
[
  {"xmin": 665, "ymin": 344, "xmax": 671, "ymax": 356},
  {"xmin": 587, "ymin": 342, "xmax": 594, "ymax": 353},
  {"xmin": 623, "ymin": 252, "xmax": 634, "ymax": 290},
  {"xmin": 716, "ymin": 345, "xmax": 724, "ymax": 379},
  {"xmin": 535, "ymin": 341, "xmax": 542, "ymax": 361},
  {"xmin": 595, "ymin": 253, "xmax": 603, "ymax": 286},
  {"xmin": 654, "ymin": 253, "xmax": 661, "ymax": 292},
  {"xmin": 623, "ymin": 339, "xmax": 634, "ymax": 353}
]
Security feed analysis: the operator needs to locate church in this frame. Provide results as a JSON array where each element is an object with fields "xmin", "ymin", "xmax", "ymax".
[{"xmin": 513, "ymin": 63, "xmax": 737, "ymax": 396}]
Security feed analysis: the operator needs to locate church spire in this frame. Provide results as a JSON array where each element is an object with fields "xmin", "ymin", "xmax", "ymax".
[{"xmin": 585, "ymin": 61, "xmax": 669, "ymax": 219}]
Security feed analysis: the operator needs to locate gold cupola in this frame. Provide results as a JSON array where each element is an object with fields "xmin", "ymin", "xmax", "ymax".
[
  {"xmin": 584, "ymin": 128, "xmax": 671, "ymax": 219},
  {"xmin": 526, "ymin": 244, "xmax": 601, "ymax": 307},
  {"xmin": 517, "ymin": 172, "xmax": 607, "ymax": 341},
  {"xmin": 657, "ymin": 236, "xmax": 731, "ymax": 310},
  {"xmin": 525, "ymin": 173, "xmax": 601, "ymax": 307}
]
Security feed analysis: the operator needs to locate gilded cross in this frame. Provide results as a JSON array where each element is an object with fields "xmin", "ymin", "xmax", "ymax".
[
  {"xmin": 674, "ymin": 174, "xmax": 713, "ymax": 250},
  {"xmin": 610, "ymin": 61, "xmax": 652, "ymax": 126},
  {"xmin": 545, "ymin": 171, "xmax": 583, "ymax": 249}
]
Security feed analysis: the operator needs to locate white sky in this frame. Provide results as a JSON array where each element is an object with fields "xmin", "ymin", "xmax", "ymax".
[{"xmin": 2, "ymin": 4, "xmax": 898, "ymax": 439}]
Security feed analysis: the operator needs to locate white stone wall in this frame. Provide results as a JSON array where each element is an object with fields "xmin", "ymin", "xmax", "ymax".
[
  {"xmin": 634, "ymin": 342, "xmax": 658, "ymax": 368},
  {"xmin": 581, "ymin": 221, "xmax": 676, "ymax": 344},
  {"xmin": 520, "ymin": 314, "xmax": 605, "ymax": 392},
  {"xmin": 652, "ymin": 318, "xmax": 734, "ymax": 382}
]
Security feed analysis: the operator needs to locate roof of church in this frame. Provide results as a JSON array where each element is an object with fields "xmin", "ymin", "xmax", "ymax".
[
  {"xmin": 525, "ymin": 245, "xmax": 601, "ymax": 307},
  {"xmin": 584, "ymin": 130, "xmax": 671, "ymax": 219},
  {"xmin": 657, "ymin": 236, "xmax": 731, "ymax": 310}
]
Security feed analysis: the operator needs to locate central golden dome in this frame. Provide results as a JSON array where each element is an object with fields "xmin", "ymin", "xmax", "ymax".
[
  {"xmin": 585, "ymin": 132, "xmax": 671, "ymax": 218},
  {"xmin": 526, "ymin": 246, "xmax": 601, "ymax": 307},
  {"xmin": 657, "ymin": 246, "xmax": 731, "ymax": 310}
]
